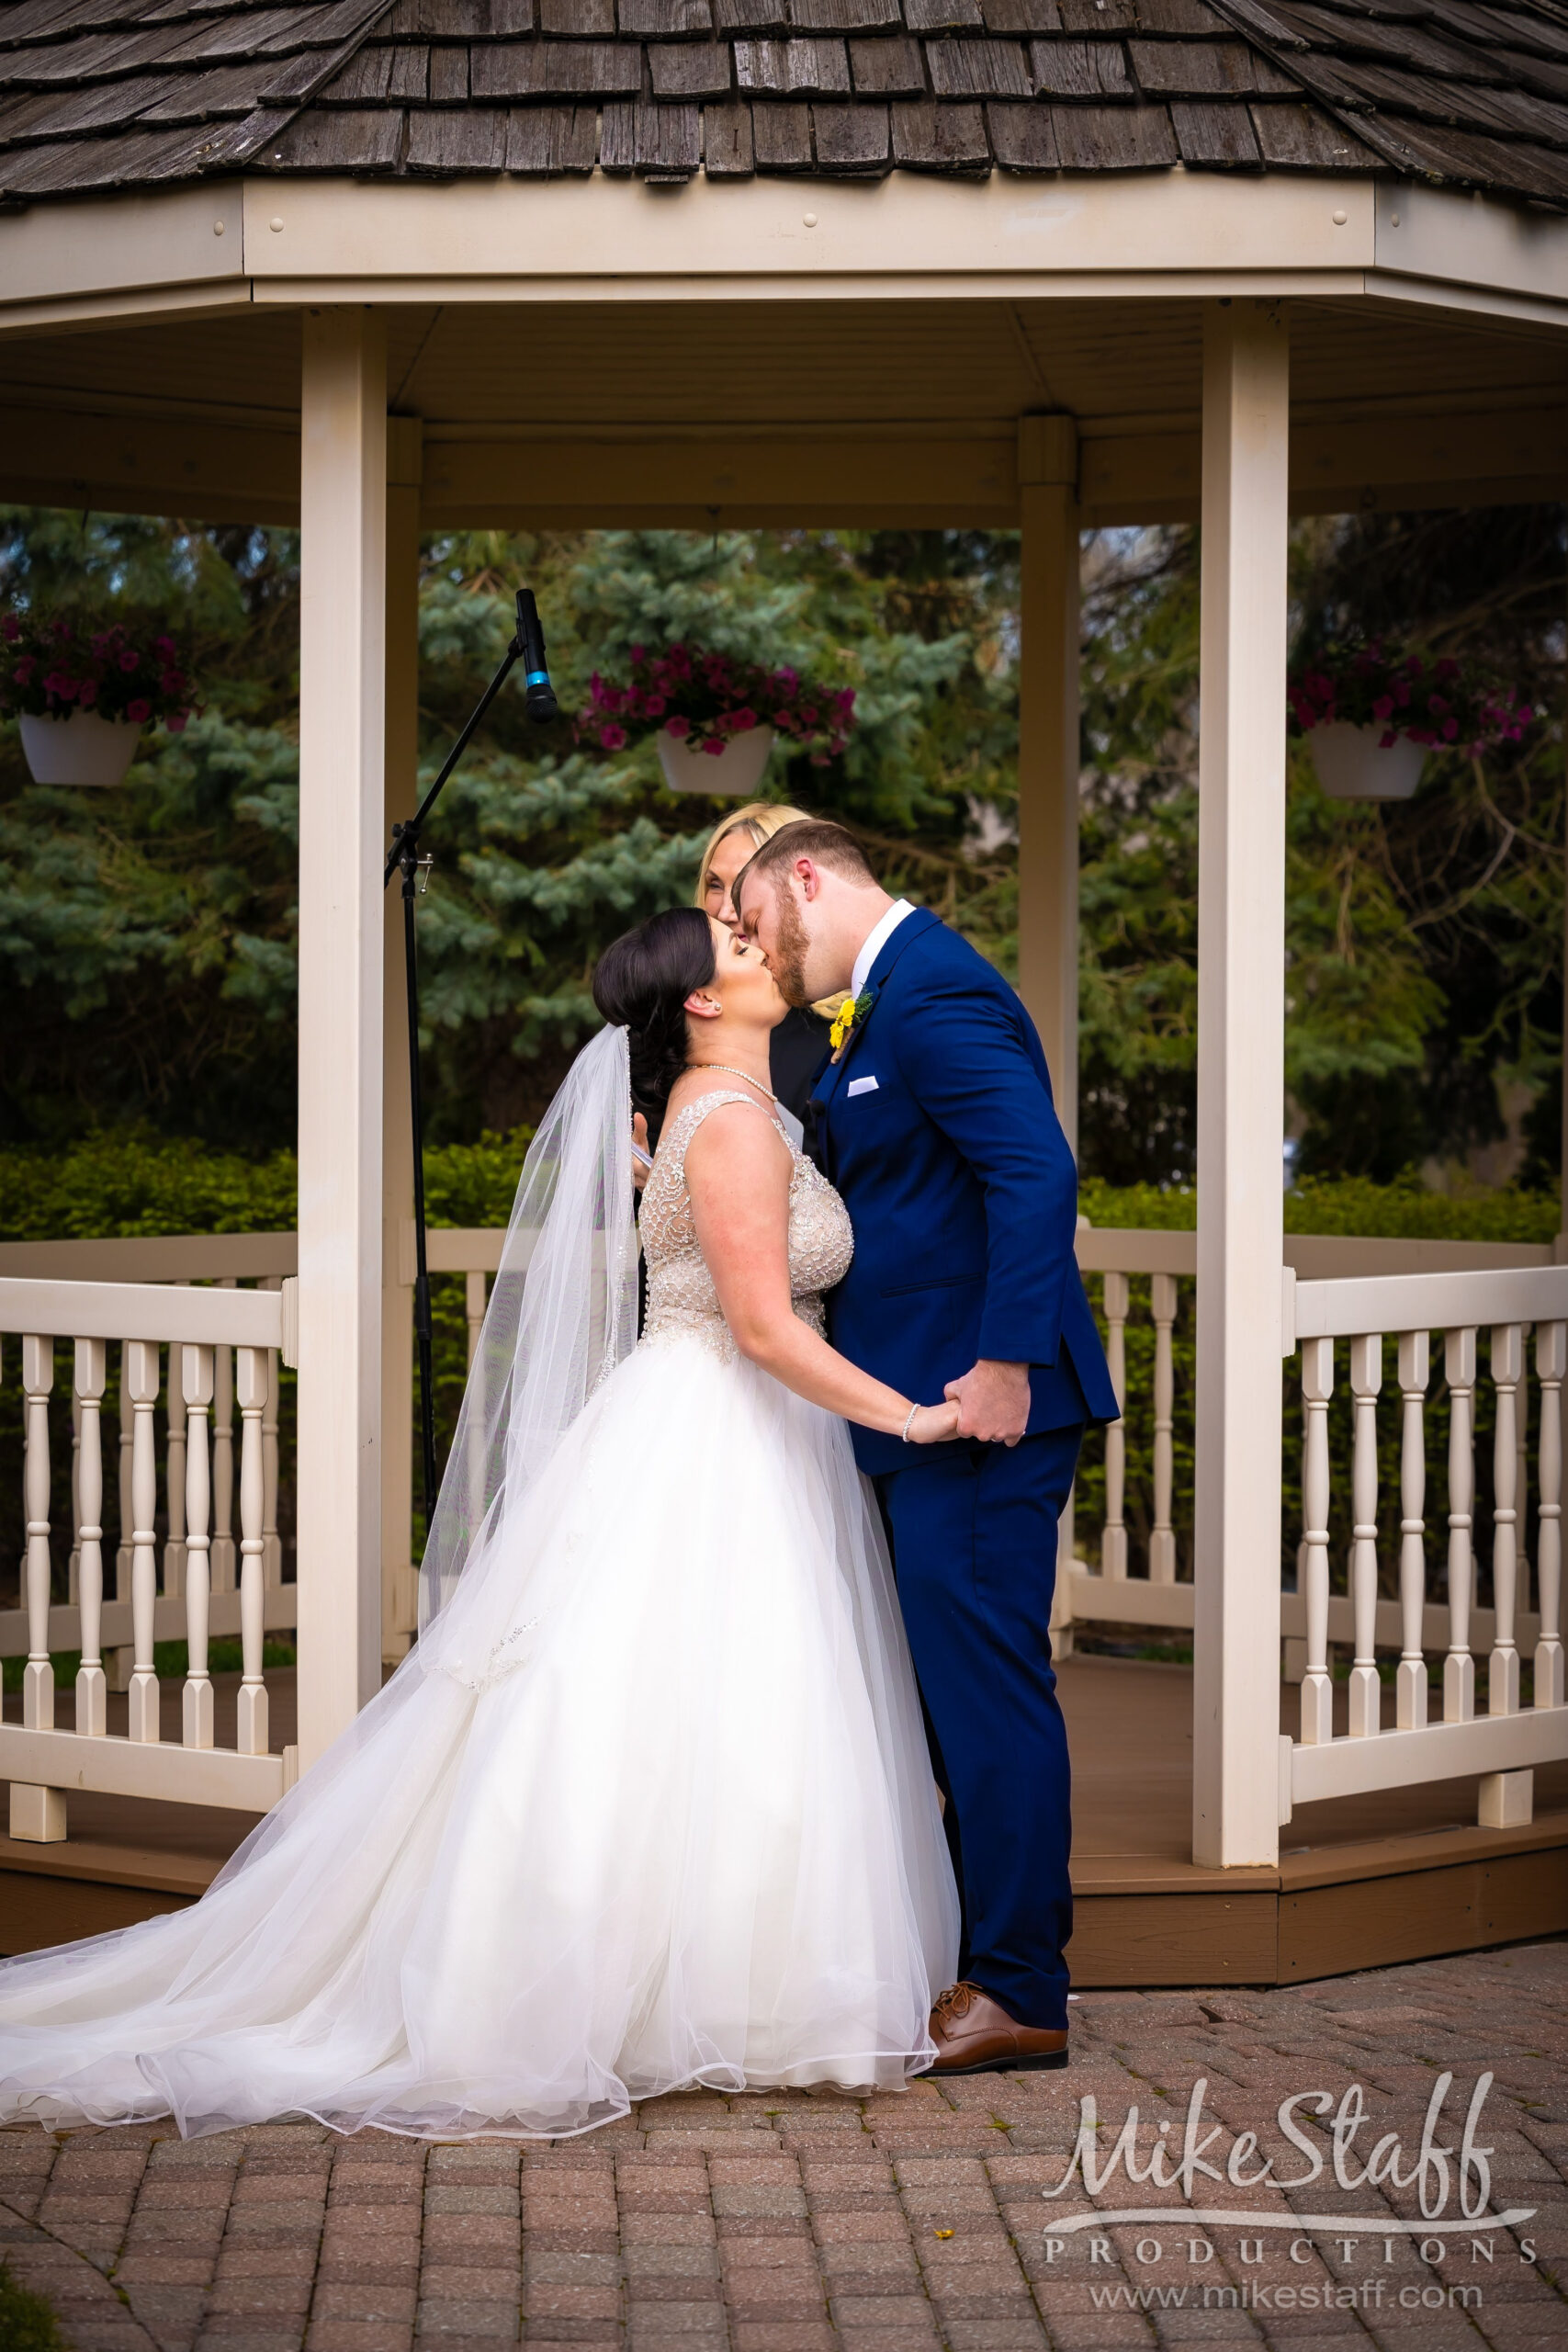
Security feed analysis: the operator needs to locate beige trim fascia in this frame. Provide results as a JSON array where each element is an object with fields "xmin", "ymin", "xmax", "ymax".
[
  {"xmin": 0, "ymin": 180, "xmax": 245, "ymax": 311},
  {"xmin": 240, "ymin": 169, "xmax": 1376, "ymax": 287},
  {"xmin": 0, "ymin": 280, "xmax": 255, "ymax": 342},
  {"xmin": 254, "ymin": 269, "xmax": 1373, "ymax": 306},
  {"xmin": 1374, "ymin": 179, "xmax": 1568, "ymax": 307},
  {"xmin": 1360, "ymin": 269, "xmax": 1568, "ymax": 335}
]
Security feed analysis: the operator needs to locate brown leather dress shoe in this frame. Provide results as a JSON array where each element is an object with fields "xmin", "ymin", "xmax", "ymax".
[{"xmin": 924, "ymin": 1981, "xmax": 1069, "ymax": 2075}]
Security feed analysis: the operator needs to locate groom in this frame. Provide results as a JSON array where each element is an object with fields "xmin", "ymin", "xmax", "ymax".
[{"xmin": 735, "ymin": 820, "xmax": 1117, "ymax": 2073}]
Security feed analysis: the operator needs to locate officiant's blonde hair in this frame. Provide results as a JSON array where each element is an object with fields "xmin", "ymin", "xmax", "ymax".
[
  {"xmin": 692, "ymin": 801, "xmax": 815, "ymax": 910},
  {"xmin": 694, "ymin": 802, "xmax": 851, "ymax": 1022}
]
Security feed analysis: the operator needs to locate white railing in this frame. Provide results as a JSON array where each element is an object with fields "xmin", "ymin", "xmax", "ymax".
[
  {"xmin": 1062, "ymin": 1228, "xmax": 1558, "ymax": 1645},
  {"xmin": 1, "ymin": 1274, "xmax": 299, "ymax": 1842},
  {"xmin": 0, "ymin": 1236, "xmax": 298, "ymax": 1664},
  {"xmin": 1279, "ymin": 1261, "xmax": 1567, "ymax": 1828},
  {"xmin": 6, "ymin": 1224, "xmax": 1561, "ymax": 1848}
]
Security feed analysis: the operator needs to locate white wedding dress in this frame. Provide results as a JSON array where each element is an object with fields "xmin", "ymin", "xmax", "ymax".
[{"xmin": 0, "ymin": 1082, "xmax": 959, "ymax": 2141}]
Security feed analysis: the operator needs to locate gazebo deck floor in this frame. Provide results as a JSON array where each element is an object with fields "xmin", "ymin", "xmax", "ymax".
[{"xmin": 2, "ymin": 1655, "xmax": 1563, "ymax": 1984}]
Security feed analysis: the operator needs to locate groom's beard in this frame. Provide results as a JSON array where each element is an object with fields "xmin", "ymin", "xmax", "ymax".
[{"xmin": 767, "ymin": 885, "xmax": 813, "ymax": 1011}]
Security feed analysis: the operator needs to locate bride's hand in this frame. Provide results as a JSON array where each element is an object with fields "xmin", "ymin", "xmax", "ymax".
[
  {"xmin": 907, "ymin": 1400, "xmax": 961, "ymax": 1445},
  {"xmin": 631, "ymin": 1112, "xmax": 651, "ymax": 1193}
]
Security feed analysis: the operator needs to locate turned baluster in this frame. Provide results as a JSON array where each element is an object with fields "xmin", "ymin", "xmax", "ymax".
[
  {"xmin": 1300, "ymin": 1335, "xmax": 1334, "ymax": 1745},
  {"xmin": 21, "ymin": 1336, "xmax": 54, "ymax": 1734},
  {"xmin": 236, "ymin": 1347, "xmax": 270, "ymax": 1757},
  {"xmin": 68, "ymin": 1385, "xmax": 82, "ymax": 1603},
  {"xmin": 1535, "ymin": 1321, "xmax": 1564, "ymax": 1710},
  {"xmin": 1517, "ymin": 1328, "xmax": 1531, "ymax": 1608},
  {"xmin": 1348, "ymin": 1332, "xmax": 1382, "ymax": 1738},
  {"xmin": 73, "ymin": 1339, "xmax": 108, "ymax": 1739},
  {"xmin": 1101, "ymin": 1271, "xmax": 1128, "ymax": 1577},
  {"xmin": 11, "ymin": 1336, "xmax": 66, "ymax": 1844},
  {"xmin": 261, "ymin": 1278, "xmax": 283, "ymax": 1588},
  {"xmin": 1395, "ymin": 1329, "xmax": 1429, "ymax": 1731},
  {"xmin": 210, "ymin": 1297, "xmax": 236, "ymax": 1593},
  {"xmin": 116, "ymin": 1342, "xmax": 134, "ymax": 1600},
  {"xmin": 164, "ymin": 1310, "xmax": 187, "ymax": 1601},
  {"xmin": 1444, "ymin": 1326, "xmax": 1476, "ymax": 1724},
  {"xmin": 182, "ymin": 1344, "xmax": 215, "ymax": 1750},
  {"xmin": 126, "ymin": 1340, "xmax": 162, "ymax": 1744},
  {"xmin": 1149, "ymin": 1272, "xmax": 1178, "ymax": 1582},
  {"xmin": 1488, "ymin": 1323, "xmax": 1523, "ymax": 1717}
]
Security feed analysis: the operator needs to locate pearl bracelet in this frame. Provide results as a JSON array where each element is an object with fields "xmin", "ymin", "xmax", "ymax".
[{"xmin": 901, "ymin": 1401, "xmax": 920, "ymax": 1442}]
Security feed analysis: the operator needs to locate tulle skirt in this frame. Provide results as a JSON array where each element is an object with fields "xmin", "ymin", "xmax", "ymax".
[{"xmin": 0, "ymin": 1333, "xmax": 960, "ymax": 2139}]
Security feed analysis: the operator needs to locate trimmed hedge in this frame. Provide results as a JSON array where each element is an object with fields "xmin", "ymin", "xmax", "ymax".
[
  {"xmin": 3, "ymin": 1134, "xmax": 1555, "ymax": 1248},
  {"xmin": 1, "ymin": 1136, "xmax": 1557, "ymax": 1596}
]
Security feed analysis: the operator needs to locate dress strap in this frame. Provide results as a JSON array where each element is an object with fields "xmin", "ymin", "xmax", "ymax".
[{"xmin": 659, "ymin": 1090, "xmax": 789, "ymax": 1194}]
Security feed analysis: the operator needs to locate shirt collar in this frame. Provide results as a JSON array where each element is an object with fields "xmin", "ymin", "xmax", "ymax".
[{"xmin": 851, "ymin": 899, "xmax": 916, "ymax": 1001}]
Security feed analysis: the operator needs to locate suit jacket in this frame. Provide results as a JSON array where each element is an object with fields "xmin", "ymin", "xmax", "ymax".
[{"xmin": 809, "ymin": 907, "xmax": 1118, "ymax": 1477}]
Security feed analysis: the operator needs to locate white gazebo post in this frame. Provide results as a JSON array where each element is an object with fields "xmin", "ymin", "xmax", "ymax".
[
  {"xmin": 1017, "ymin": 413, "xmax": 1083, "ymax": 1619},
  {"xmin": 381, "ymin": 414, "xmax": 423, "ymax": 1668},
  {"xmin": 1192, "ymin": 300, "xmax": 1291, "ymax": 1870},
  {"xmin": 295, "ymin": 308, "xmax": 388, "ymax": 1770},
  {"xmin": 1016, "ymin": 413, "xmax": 1081, "ymax": 1159}
]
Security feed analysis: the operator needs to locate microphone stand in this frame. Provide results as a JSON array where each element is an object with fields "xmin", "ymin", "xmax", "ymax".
[{"xmin": 384, "ymin": 588, "xmax": 558, "ymax": 1533}]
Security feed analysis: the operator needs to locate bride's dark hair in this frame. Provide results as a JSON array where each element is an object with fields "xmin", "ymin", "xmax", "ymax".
[{"xmin": 592, "ymin": 906, "xmax": 716, "ymax": 1114}]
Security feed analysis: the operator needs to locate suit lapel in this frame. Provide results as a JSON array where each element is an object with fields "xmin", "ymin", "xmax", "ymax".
[{"xmin": 815, "ymin": 907, "xmax": 942, "ymax": 1117}]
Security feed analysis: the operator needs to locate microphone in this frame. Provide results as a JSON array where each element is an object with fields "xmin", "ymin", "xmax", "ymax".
[{"xmin": 515, "ymin": 589, "xmax": 558, "ymax": 724}]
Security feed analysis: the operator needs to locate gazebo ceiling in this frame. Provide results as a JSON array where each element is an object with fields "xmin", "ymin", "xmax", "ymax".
[
  {"xmin": 1, "ymin": 285, "xmax": 1564, "ymax": 425},
  {"xmin": 5, "ymin": 0, "xmax": 1568, "ymax": 209},
  {"xmin": 0, "ymin": 284, "xmax": 1562, "ymax": 528}
]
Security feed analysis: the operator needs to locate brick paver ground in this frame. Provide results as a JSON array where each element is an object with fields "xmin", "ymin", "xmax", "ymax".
[{"xmin": 3, "ymin": 1942, "xmax": 1564, "ymax": 2352}]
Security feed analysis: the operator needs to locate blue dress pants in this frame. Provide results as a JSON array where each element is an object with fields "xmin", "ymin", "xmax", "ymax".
[{"xmin": 873, "ymin": 1424, "xmax": 1081, "ymax": 2032}]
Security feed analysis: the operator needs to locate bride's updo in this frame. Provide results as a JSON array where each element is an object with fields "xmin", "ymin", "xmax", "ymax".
[{"xmin": 592, "ymin": 906, "xmax": 716, "ymax": 1114}]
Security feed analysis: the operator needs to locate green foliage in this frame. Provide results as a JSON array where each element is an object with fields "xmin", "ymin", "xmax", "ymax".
[
  {"xmin": 1, "ymin": 503, "xmax": 1561, "ymax": 1193},
  {"xmin": 1079, "ymin": 1172, "xmax": 1559, "ymax": 1242},
  {"xmin": 0, "ymin": 2266, "xmax": 67, "ymax": 2352}
]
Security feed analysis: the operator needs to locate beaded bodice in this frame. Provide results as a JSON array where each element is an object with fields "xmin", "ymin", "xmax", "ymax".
[{"xmin": 640, "ymin": 1091, "xmax": 853, "ymax": 1362}]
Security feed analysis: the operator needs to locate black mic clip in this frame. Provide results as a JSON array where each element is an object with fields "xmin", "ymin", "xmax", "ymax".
[{"xmin": 514, "ymin": 588, "xmax": 558, "ymax": 725}]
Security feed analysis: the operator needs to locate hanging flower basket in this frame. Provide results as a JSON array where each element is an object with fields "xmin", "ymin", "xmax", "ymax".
[
  {"xmin": 1306, "ymin": 721, "xmax": 1427, "ymax": 803},
  {"xmin": 580, "ymin": 641, "xmax": 854, "ymax": 793},
  {"xmin": 1289, "ymin": 634, "xmax": 1532, "ymax": 802},
  {"xmin": 656, "ymin": 722, "xmax": 775, "ymax": 799},
  {"xmin": 19, "ymin": 709, "xmax": 145, "ymax": 787},
  {"xmin": 2, "ymin": 611, "xmax": 196, "ymax": 785}
]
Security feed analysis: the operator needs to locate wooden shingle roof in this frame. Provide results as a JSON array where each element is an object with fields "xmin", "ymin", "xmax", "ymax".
[{"xmin": 5, "ymin": 0, "xmax": 1568, "ymax": 206}]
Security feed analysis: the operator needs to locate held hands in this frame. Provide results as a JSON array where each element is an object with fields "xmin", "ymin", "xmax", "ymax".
[
  {"xmin": 906, "ymin": 1399, "xmax": 962, "ymax": 1444},
  {"xmin": 943, "ymin": 1359, "xmax": 1031, "ymax": 1446}
]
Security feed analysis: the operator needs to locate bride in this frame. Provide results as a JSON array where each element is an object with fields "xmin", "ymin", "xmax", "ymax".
[{"xmin": 0, "ymin": 906, "xmax": 962, "ymax": 2141}]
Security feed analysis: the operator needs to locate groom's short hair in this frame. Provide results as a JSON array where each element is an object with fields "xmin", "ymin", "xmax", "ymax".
[{"xmin": 738, "ymin": 820, "xmax": 876, "ymax": 895}]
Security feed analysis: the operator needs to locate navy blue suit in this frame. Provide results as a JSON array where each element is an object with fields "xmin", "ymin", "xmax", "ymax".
[{"xmin": 810, "ymin": 907, "xmax": 1116, "ymax": 2030}]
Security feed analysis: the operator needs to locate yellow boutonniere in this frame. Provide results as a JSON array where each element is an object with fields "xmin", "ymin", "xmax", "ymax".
[{"xmin": 829, "ymin": 988, "xmax": 874, "ymax": 1062}]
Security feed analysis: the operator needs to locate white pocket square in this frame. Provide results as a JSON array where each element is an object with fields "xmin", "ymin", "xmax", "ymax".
[{"xmin": 846, "ymin": 1075, "xmax": 879, "ymax": 1097}]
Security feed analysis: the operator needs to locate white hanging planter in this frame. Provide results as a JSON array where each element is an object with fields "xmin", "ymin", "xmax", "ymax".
[
  {"xmin": 19, "ymin": 709, "xmax": 144, "ymax": 787},
  {"xmin": 1306, "ymin": 720, "xmax": 1427, "ymax": 802},
  {"xmin": 657, "ymin": 723, "xmax": 774, "ymax": 798}
]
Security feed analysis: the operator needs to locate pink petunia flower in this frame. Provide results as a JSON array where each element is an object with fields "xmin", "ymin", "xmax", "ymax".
[
  {"xmin": 167, "ymin": 713, "xmax": 188, "ymax": 733},
  {"xmin": 119, "ymin": 650, "xmax": 139, "ymax": 673},
  {"xmin": 599, "ymin": 723, "xmax": 627, "ymax": 750},
  {"xmin": 701, "ymin": 737, "xmax": 725, "ymax": 756},
  {"xmin": 78, "ymin": 680, "xmax": 97, "ymax": 707},
  {"xmin": 664, "ymin": 715, "xmax": 691, "ymax": 739},
  {"xmin": 126, "ymin": 698, "xmax": 152, "ymax": 723},
  {"xmin": 645, "ymin": 695, "xmax": 666, "ymax": 718},
  {"xmin": 727, "ymin": 707, "xmax": 757, "ymax": 732}
]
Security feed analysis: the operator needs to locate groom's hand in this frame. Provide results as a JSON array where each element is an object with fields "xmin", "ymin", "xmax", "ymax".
[{"xmin": 944, "ymin": 1360, "xmax": 1030, "ymax": 1446}]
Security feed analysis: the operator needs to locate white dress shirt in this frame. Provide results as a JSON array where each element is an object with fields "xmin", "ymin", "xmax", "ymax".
[{"xmin": 851, "ymin": 899, "xmax": 916, "ymax": 1000}]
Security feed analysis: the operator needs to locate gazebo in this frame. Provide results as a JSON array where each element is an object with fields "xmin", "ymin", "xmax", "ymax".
[{"xmin": 1, "ymin": 0, "xmax": 1566, "ymax": 1976}]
